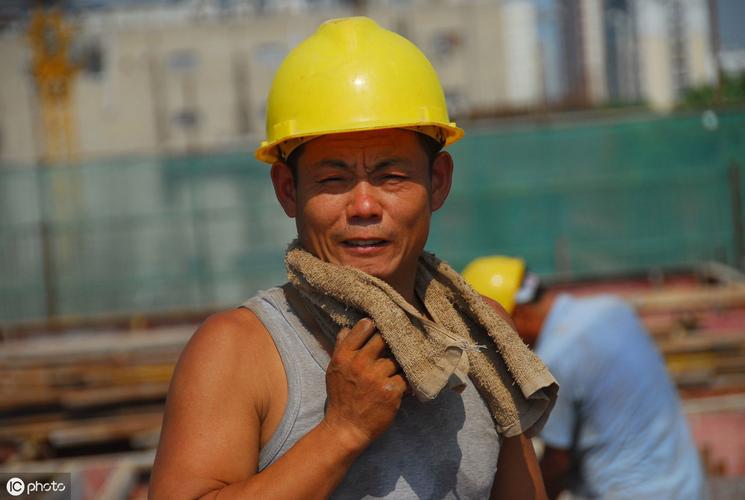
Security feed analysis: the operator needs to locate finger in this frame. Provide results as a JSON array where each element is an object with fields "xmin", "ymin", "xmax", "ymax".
[
  {"xmin": 385, "ymin": 374, "xmax": 409, "ymax": 395},
  {"xmin": 360, "ymin": 332, "xmax": 387, "ymax": 358},
  {"xmin": 339, "ymin": 318, "xmax": 376, "ymax": 351},
  {"xmin": 375, "ymin": 356, "xmax": 400, "ymax": 377}
]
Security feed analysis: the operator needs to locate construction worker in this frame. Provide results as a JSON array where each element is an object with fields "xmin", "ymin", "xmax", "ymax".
[
  {"xmin": 463, "ymin": 256, "xmax": 708, "ymax": 500},
  {"xmin": 150, "ymin": 17, "xmax": 558, "ymax": 499}
]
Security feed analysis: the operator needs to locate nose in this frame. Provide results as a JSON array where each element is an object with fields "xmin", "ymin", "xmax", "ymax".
[{"xmin": 346, "ymin": 180, "xmax": 383, "ymax": 224}]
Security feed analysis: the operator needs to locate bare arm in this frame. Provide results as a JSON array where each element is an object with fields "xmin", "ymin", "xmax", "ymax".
[
  {"xmin": 481, "ymin": 295, "xmax": 548, "ymax": 500},
  {"xmin": 540, "ymin": 445, "xmax": 572, "ymax": 500},
  {"xmin": 491, "ymin": 434, "xmax": 547, "ymax": 500},
  {"xmin": 149, "ymin": 311, "xmax": 406, "ymax": 499}
]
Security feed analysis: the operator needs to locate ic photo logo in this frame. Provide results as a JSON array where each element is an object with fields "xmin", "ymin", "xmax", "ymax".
[
  {"xmin": 3, "ymin": 475, "xmax": 68, "ymax": 498},
  {"xmin": 5, "ymin": 478, "xmax": 24, "ymax": 497}
]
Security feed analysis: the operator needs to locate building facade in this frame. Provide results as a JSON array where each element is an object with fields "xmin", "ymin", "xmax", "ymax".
[{"xmin": 0, "ymin": 0, "xmax": 721, "ymax": 165}]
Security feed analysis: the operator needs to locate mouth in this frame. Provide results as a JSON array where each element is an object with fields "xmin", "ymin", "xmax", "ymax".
[
  {"xmin": 342, "ymin": 239, "xmax": 389, "ymax": 248},
  {"xmin": 340, "ymin": 239, "xmax": 391, "ymax": 255}
]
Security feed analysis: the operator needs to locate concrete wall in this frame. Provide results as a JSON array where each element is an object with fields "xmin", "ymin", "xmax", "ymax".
[
  {"xmin": 73, "ymin": 10, "xmax": 350, "ymax": 159},
  {"xmin": 380, "ymin": 0, "xmax": 539, "ymax": 114},
  {"xmin": 636, "ymin": 0, "xmax": 676, "ymax": 111},
  {"xmin": 682, "ymin": 0, "xmax": 716, "ymax": 87},
  {"xmin": 581, "ymin": 0, "xmax": 608, "ymax": 103},
  {"xmin": 635, "ymin": 0, "xmax": 717, "ymax": 112},
  {"xmin": 501, "ymin": 0, "xmax": 542, "ymax": 108},
  {"xmin": 2, "ymin": 3, "xmax": 542, "ymax": 165},
  {"xmin": 1, "ymin": 8, "xmax": 359, "ymax": 165},
  {"xmin": 0, "ymin": 34, "xmax": 39, "ymax": 164}
]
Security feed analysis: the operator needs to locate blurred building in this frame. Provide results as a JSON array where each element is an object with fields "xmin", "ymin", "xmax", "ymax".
[
  {"xmin": 635, "ymin": 0, "xmax": 717, "ymax": 111},
  {"xmin": 0, "ymin": 0, "xmax": 546, "ymax": 165},
  {"xmin": 557, "ymin": 0, "xmax": 607, "ymax": 106},
  {"xmin": 0, "ymin": 0, "xmax": 724, "ymax": 165},
  {"xmin": 553, "ymin": 0, "xmax": 717, "ymax": 111},
  {"xmin": 604, "ymin": 0, "xmax": 640, "ymax": 103}
]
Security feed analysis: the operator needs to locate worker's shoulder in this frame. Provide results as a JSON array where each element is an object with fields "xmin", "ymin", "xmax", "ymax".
[
  {"xmin": 177, "ymin": 306, "xmax": 274, "ymax": 375},
  {"xmin": 548, "ymin": 294, "xmax": 643, "ymax": 347},
  {"xmin": 198, "ymin": 306, "xmax": 266, "ymax": 341},
  {"xmin": 570, "ymin": 294, "xmax": 636, "ymax": 322},
  {"xmin": 479, "ymin": 293, "xmax": 517, "ymax": 328}
]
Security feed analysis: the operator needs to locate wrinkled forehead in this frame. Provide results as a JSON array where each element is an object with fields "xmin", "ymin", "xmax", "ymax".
[{"xmin": 298, "ymin": 129, "xmax": 427, "ymax": 167}]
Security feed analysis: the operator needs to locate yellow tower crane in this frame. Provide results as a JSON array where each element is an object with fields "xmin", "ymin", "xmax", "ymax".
[
  {"xmin": 27, "ymin": 9, "xmax": 79, "ymax": 164},
  {"xmin": 27, "ymin": 9, "xmax": 83, "ymax": 319}
]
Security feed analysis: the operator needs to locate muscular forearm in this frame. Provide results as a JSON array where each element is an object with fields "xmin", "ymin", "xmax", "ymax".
[
  {"xmin": 490, "ymin": 434, "xmax": 547, "ymax": 500},
  {"xmin": 198, "ymin": 420, "xmax": 364, "ymax": 500}
]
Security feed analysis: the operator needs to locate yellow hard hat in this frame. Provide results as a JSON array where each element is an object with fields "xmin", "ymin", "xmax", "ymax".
[
  {"xmin": 255, "ymin": 16, "xmax": 464, "ymax": 164},
  {"xmin": 462, "ymin": 256, "xmax": 526, "ymax": 314}
]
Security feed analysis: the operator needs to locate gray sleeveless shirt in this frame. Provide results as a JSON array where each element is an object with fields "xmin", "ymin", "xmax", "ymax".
[{"xmin": 243, "ymin": 287, "xmax": 501, "ymax": 499}]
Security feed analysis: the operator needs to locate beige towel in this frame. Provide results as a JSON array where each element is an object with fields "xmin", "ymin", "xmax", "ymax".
[{"xmin": 286, "ymin": 241, "xmax": 558, "ymax": 437}]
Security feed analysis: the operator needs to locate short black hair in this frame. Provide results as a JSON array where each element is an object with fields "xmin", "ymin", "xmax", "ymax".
[
  {"xmin": 418, "ymin": 133, "xmax": 443, "ymax": 166},
  {"xmin": 285, "ymin": 132, "xmax": 443, "ymax": 186},
  {"xmin": 285, "ymin": 142, "xmax": 307, "ymax": 184}
]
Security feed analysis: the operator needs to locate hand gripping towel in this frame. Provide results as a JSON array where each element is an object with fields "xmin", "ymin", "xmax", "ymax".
[{"xmin": 285, "ymin": 241, "xmax": 558, "ymax": 437}]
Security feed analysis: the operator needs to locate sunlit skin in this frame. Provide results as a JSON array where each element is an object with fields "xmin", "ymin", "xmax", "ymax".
[
  {"xmin": 149, "ymin": 127, "xmax": 547, "ymax": 499},
  {"xmin": 511, "ymin": 292, "xmax": 568, "ymax": 500},
  {"xmin": 512, "ymin": 293, "xmax": 557, "ymax": 348},
  {"xmin": 271, "ymin": 129, "xmax": 453, "ymax": 305}
]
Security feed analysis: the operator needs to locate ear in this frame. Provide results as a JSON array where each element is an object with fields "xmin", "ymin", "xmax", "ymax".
[
  {"xmin": 271, "ymin": 161, "xmax": 297, "ymax": 218},
  {"xmin": 430, "ymin": 151, "xmax": 453, "ymax": 212}
]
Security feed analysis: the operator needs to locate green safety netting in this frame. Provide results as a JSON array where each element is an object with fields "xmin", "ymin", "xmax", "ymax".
[{"xmin": 1, "ymin": 111, "xmax": 744, "ymax": 322}]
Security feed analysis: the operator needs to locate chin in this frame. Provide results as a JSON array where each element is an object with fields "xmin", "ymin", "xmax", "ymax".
[{"xmin": 348, "ymin": 262, "xmax": 388, "ymax": 278}]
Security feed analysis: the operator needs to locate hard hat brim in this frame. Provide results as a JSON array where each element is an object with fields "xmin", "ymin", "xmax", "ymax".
[{"xmin": 255, "ymin": 121, "xmax": 464, "ymax": 164}]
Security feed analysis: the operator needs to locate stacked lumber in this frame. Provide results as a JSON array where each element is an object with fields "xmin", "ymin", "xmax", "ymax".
[
  {"xmin": 626, "ymin": 285, "xmax": 745, "ymax": 395},
  {"xmin": 627, "ymin": 284, "xmax": 745, "ymax": 315},
  {"xmin": 0, "ymin": 272, "xmax": 744, "ymax": 496},
  {"xmin": 658, "ymin": 330, "xmax": 745, "ymax": 394},
  {"xmin": 0, "ymin": 326, "xmax": 193, "ymax": 465}
]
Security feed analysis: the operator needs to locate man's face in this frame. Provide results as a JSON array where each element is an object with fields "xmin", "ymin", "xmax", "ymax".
[{"xmin": 271, "ymin": 129, "xmax": 453, "ymax": 296}]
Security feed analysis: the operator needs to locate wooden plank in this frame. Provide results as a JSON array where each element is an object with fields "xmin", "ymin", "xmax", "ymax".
[
  {"xmin": 658, "ymin": 333, "xmax": 745, "ymax": 354},
  {"xmin": 714, "ymin": 356, "xmax": 745, "ymax": 374},
  {"xmin": 626, "ymin": 285, "xmax": 745, "ymax": 314},
  {"xmin": 59, "ymin": 383, "xmax": 169, "ymax": 409},
  {"xmin": 0, "ymin": 364, "xmax": 176, "ymax": 410},
  {"xmin": 48, "ymin": 412, "xmax": 163, "ymax": 448},
  {"xmin": 1, "ymin": 362, "xmax": 176, "ymax": 387},
  {"xmin": 0, "ymin": 328, "xmax": 191, "ymax": 368},
  {"xmin": 682, "ymin": 393, "xmax": 745, "ymax": 414},
  {"xmin": 0, "ymin": 407, "xmax": 163, "ymax": 442},
  {"xmin": 0, "ymin": 305, "xmax": 210, "ymax": 340}
]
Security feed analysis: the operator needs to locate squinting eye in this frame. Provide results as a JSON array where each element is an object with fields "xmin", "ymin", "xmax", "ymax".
[{"xmin": 320, "ymin": 177, "xmax": 344, "ymax": 184}]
